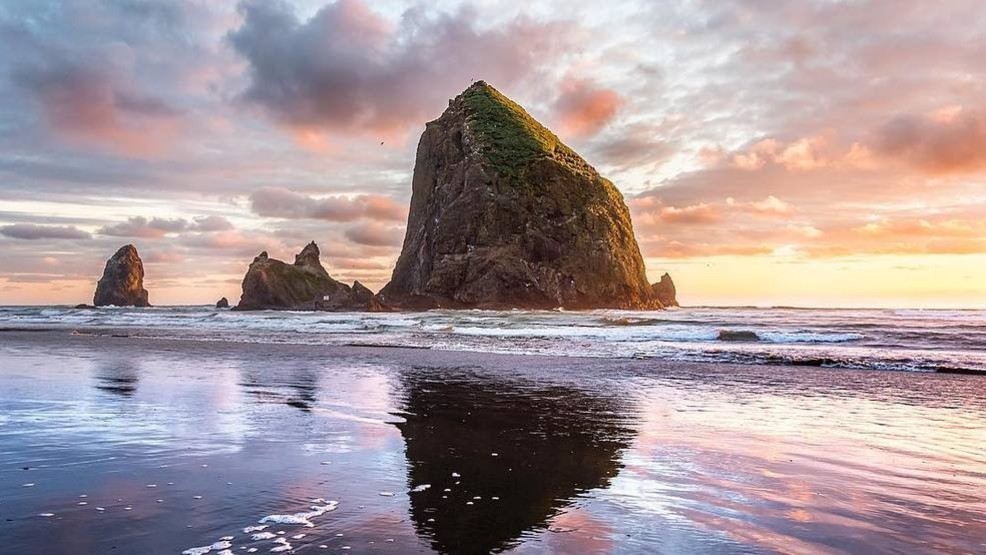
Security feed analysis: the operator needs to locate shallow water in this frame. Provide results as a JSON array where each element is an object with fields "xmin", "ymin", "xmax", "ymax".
[
  {"xmin": 2, "ymin": 305, "xmax": 985, "ymax": 372},
  {"xmin": 0, "ymin": 332, "xmax": 984, "ymax": 554}
]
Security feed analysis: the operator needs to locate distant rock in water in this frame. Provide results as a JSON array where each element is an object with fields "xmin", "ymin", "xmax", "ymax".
[
  {"xmin": 718, "ymin": 330, "xmax": 760, "ymax": 342},
  {"xmin": 216, "ymin": 297, "xmax": 229, "ymax": 309},
  {"xmin": 93, "ymin": 245, "xmax": 150, "ymax": 307},
  {"xmin": 652, "ymin": 273, "xmax": 678, "ymax": 307},
  {"xmin": 233, "ymin": 242, "xmax": 387, "ymax": 311},
  {"xmin": 380, "ymin": 81, "xmax": 660, "ymax": 310}
]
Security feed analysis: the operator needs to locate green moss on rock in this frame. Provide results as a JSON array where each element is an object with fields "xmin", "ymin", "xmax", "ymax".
[{"xmin": 462, "ymin": 81, "xmax": 594, "ymax": 178}]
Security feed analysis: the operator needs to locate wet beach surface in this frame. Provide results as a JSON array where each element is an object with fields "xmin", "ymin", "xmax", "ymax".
[{"xmin": 1, "ymin": 331, "xmax": 985, "ymax": 554}]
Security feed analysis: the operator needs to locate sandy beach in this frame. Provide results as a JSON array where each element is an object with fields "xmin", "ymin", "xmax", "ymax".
[{"xmin": 1, "ymin": 330, "xmax": 984, "ymax": 554}]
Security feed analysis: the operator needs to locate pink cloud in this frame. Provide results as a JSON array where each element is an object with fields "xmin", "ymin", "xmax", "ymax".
[
  {"xmin": 875, "ymin": 107, "xmax": 986, "ymax": 175},
  {"xmin": 249, "ymin": 188, "xmax": 406, "ymax": 223},
  {"xmin": 554, "ymin": 76, "xmax": 623, "ymax": 138},
  {"xmin": 343, "ymin": 222, "xmax": 404, "ymax": 247},
  {"xmin": 13, "ymin": 62, "xmax": 181, "ymax": 157}
]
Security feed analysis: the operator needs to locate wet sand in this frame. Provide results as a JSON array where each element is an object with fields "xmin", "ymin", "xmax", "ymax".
[{"xmin": 1, "ymin": 330, "xmax": 985, "ymax": 554}]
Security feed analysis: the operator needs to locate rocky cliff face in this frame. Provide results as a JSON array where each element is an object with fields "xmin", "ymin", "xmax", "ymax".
[
  {"xmin": 652, "ymin": 273, "xmax": 678, "ymax": 307},
  {"xmin": 234, "ymin": 242, "xmax": 384, "ymax": 311},
  {"xmin": 93, "ymin": 245, "xmax": 150, "ymax": 307},
  {"xmin": 380, "ymin": 81, "xmax": 660, "ymax": 309}
]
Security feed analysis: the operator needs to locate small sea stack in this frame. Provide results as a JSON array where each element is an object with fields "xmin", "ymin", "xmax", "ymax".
[
  {"xmin": 93, "ymin": 245, "xmax": 150, "ymax": 307},
  {"xmin": 216, "ymin": 297, "xmax": 229, "ymax": 309},
  {"xmin": 233, "ymin": 241, "xmax": 387, "ymax": 311},
  {"xmin": 652, "ymin": 273, "xmax": 678, "ymax": 307}
]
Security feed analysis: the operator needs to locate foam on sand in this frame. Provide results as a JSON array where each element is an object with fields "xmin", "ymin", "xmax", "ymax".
[
  {"xmin": 259, "ymin": 501, "xmax": 339, "ymax": 528},
  {"xmin": 182, "ymin": 540, "xmax": 232, "ymax": 555}
]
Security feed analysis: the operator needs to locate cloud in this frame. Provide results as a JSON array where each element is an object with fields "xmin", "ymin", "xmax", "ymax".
[
  {"xmin": 190, "ymin": 215, "xmax": 235, "ymax": 232},
  {"xmin": 731, "ymin": 136, "xmax": 836, "ymax": 172},
  {"xmin": 553, "ymin": 76, "xmax": 623, "ymax": 137},
  {"xmin": 343, "ymin": 222, "xmax": 404, "ymax": 246},
  {"xmin": 0, "ymin": 223, "xmax": 91, "ymax": 240},
  {"xmin": 97, "ymin": 215, "xmax": 234, "ymax": 238},
  {"xmin": 726, "ymin": 195, "xmax": 794, "ymax": 215},
  {"xmin": 12, "ymin": 60, "xmax": 181, "ymax": 157},
  {"xmin": 874, "ymin": 108, "xmax": 986, "ymax": 174},
  {"xmin": 98, "ymin": 216, "xmax": 189, "ymax": 238},
  {"xmin": 589, "ymin": 123, "xmax": 674, "ymax": 170},
  {"xmin": 249, "ymin": 187, "xmax": 405, "ymax": 222},
  {"xmin": 227, "ymin": 0, "xmax": 572, "ymax": 136}
]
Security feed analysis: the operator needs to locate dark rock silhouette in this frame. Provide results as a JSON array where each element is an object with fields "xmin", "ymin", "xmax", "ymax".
[
  {"xmin": 395, "ymin": 370, "xmax": 633, "ymax": 554},
  {"xmin": 216, "ymin": 297, "xmax": 229, "ymax": 309},
  {"xmin": 233, "ymin": 242, "xmax": 387, "ymax": 311},
  {"xmin": 718, "ymin": 330, "xmax": 760, "ymax": 342},
  {"xmin": 93, "ymin": 245, "xmax": 150, "ymax": 307},
  {"xmin": 652, "ymin": 273, "xmax": 678, "ymax": 307},
  {"xmin": 380, "ymin": 81, "xmax": 660, "ymax": 310}
]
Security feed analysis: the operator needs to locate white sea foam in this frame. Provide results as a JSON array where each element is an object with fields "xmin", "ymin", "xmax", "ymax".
[
  {"xmin": 182, "ymin": 540, "xmax": 231, "ymax": 555},
  {"xmin": 259, "ymin": 501, "xmax": 339, "ymax": 528}
]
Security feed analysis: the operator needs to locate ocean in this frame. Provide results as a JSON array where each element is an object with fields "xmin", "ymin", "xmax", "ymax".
[{"xmin": 1, "ymin": 305, "xmax": 984, "ymax": 373}]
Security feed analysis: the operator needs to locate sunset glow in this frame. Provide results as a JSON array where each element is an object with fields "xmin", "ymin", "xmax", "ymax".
[{"xmin": 2, "ymin": 0, "xmax": 985, "ymax": 307}]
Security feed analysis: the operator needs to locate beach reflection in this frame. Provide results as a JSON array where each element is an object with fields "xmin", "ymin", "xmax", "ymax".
[
  {"xmin": 239, "ymin": 365, "xmax": 319, "ymax": 412},
  {"xmin": 93, "ymin": 359, "xmax": 140, "ymax": 397},
  {"xmin": 395, "ymin": 368, "xmax": 634, "ymax": 554}
]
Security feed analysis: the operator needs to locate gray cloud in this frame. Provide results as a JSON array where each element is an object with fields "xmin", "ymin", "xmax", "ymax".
[
  {"xmin": 98, "ymin": 215, "xmax": 234, "ymax": 238},
  {"xmin": 250, "ymin": 187, "xmax": 405, "ymax": 222},
  {"xmin": 0, "ymin": 223, "xmax": 91, "ymax": 240},
  {"xmin": 228, "ymin": 0, "xmax": 573, "ymax": 133}
]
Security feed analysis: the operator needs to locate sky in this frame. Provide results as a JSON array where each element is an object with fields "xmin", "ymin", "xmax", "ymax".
[{"xmin": 1, "ymin": 0, "xmax": 985, "ymax": 308}]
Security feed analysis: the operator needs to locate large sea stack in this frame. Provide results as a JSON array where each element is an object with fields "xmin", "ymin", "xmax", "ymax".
[
  {"xmin": 93, "ymin": 244, "xmax": 150, "ymax": 307},
  {"xmin": 233, "ymin": 241, "xmax": 383, "ymax": 311},
  {"xmin": 380, "ymin": 81, "xmax": 660, "ymax": 310}
]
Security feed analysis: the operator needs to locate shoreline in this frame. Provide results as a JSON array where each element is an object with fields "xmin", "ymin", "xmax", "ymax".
[{"xmin": 2, "ymin": 328, "xmax": 983, "ymax": 378}]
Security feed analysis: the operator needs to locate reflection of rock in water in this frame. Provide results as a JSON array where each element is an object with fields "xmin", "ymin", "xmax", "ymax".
[
  {"xmin": 239, "ymin": 366, "xmax": 318, "ymax": 412},
  {"xmin": 94, "ymin": 360, "xmax": 139, "ymax": 396},
  {"xmin": 395, "ymin": 370, "xmax": 633, "ymax": 554}
]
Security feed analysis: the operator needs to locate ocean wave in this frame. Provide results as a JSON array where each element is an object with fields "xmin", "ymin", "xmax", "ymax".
[{"xmin": 2, "ymin": 305, "xmax": 985, "ymax": 374}]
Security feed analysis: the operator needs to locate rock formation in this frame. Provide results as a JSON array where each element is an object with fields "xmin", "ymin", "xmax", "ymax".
[
  {"xmin": 233, "ymin": 242, "xmax": 385, "ymax": 311},
  {"xmin": 652, "ymin": 273, "xmax": 678, "ymax": 307},
  {"xmin": 93, "ymin": 245, "xmax": 150, "ymax": 307},
  {"xmin": 216, "ymin": 297, "xmax": 229, "ymax": 309},
  {"xmin": 380, "ymin": 81, "xmax": 660, "ymax": 310}
]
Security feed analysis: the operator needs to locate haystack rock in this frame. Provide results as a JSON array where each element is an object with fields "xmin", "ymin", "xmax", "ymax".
[
  {"xmin": 93, "ymin": 244, "xmax": 150, "ymax": 307},
  {"xmin": 380, "ymin": 81, "xmax": 661, "ymax": 310},
  {"xmin": 652, "ymin": 273, "xmax": 678, "ymax": 307},
  {"xmin": 233, "ymin": 242, "xmax": 385, "ymax": 311}
]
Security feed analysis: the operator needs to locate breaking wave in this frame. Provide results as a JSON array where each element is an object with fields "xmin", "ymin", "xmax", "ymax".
[{"xmin": 0, "ymin": 305, "xmax": 983, "ymax": 373}]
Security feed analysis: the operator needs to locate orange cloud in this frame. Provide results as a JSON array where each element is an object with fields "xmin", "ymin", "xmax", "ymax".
[
  {"xmin": 732, "ymin": 135, "xmax": 836, "ymax": 171},
  {"xmin": 726, "ymin": 195, "xmax": 794, "ymax": 215}
]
